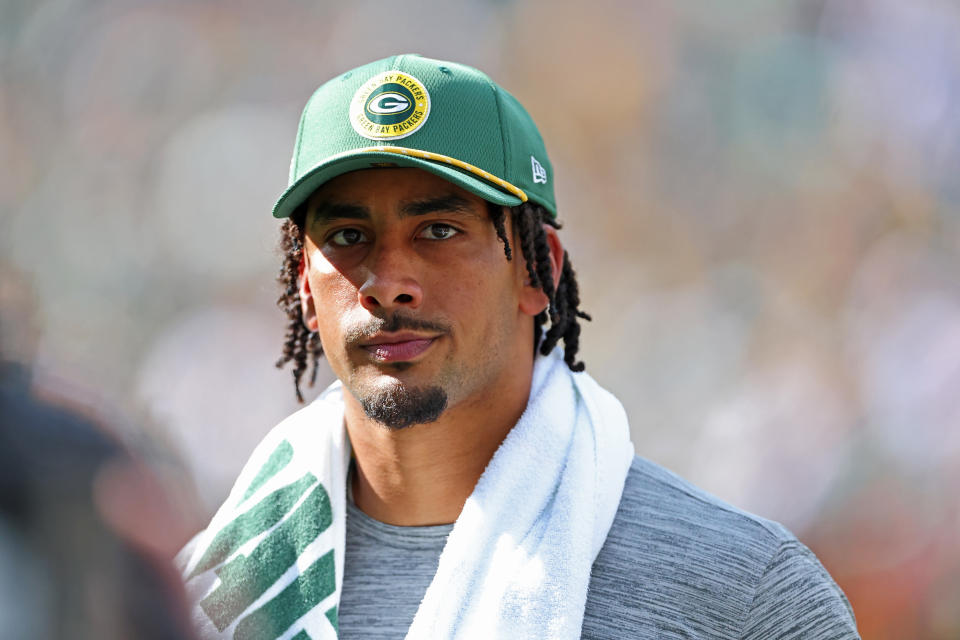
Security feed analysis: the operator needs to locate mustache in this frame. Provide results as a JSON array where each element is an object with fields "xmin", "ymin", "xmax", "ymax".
[{"xmin": 344, "ymin": 312, "xmax": 451, "ymax": 344}]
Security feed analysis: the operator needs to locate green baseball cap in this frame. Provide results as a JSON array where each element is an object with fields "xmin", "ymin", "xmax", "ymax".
[{"xmin": 272, "ymin": 53, "xmax": 556, "ymax": 219}]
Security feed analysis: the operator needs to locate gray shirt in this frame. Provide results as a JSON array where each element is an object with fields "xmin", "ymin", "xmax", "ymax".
[{"xmin": 339, "ymin": 456, "xmax": 859, "ymax": 639}]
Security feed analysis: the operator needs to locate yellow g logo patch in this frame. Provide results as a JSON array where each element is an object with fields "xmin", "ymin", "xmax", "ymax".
[{"xmin": 350, "ymin": 71, "xmax": 431, "ymax": 140}]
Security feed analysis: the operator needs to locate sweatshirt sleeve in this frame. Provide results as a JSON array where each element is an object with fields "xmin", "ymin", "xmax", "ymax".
[{"xmin": 740, "ymin": 540, "xmax": 860, "ymax": 640}]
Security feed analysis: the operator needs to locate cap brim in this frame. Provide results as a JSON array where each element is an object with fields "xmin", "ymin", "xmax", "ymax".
[{"xmin": 272, "ymin": 150, "xmax": 524, "ymax": 219}]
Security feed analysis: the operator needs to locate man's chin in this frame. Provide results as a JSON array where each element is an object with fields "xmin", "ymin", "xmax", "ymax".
[{"xmin": 355, "ymin": 381, "xmax": 448, "ymax": 430}]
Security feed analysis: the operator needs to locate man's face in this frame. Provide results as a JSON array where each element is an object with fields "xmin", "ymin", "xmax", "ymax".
[{"xmin": 298, "ymin": 168, "xmax": 544, "ymax": 429}]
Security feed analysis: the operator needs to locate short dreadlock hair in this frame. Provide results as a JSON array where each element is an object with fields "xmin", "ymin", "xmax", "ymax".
[{"xmin": 275, "ymin": 200, "xmax": 591, "ymax": 402}]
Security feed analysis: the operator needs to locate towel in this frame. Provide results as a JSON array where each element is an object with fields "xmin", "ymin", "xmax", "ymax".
[{"xmin": 178, "ymin": 348, "xmax": 634, "ymax": 639}]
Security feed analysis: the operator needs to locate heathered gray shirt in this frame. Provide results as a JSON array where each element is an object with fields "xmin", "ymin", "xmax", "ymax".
[{"xmin": 339, "ymin": 456, "xmax": 860, "ymax": 639}]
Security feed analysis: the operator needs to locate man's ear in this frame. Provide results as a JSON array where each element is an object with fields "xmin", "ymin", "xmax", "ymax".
[
  {"xmin": 298, "ymin": 253, "xmax": 319, "ymax": 332},
  {"xmin": 518, "ymin": 225, "xmax": 565, "ymax": 317},
  {"xmin": 544, "ymin": 226, "xmax": 563, "ymax": 291}
]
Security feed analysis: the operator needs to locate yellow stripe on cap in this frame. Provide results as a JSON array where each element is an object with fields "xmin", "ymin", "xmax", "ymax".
[{"xmin": 356, "ymin": 146, "xmax": 528, "ymax": 202}]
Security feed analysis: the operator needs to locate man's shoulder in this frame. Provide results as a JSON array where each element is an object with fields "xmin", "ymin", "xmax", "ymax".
[
  {"xmin": 584, "ymin": 456, "xmax": 859, "ymax": 639},
  {"xmin": 595, "ymin": 456, "xmax": 792, "ymax": 587},
  {"xmin": 612, "ymin": 455, "xmax": 793, "ymax": 550}
]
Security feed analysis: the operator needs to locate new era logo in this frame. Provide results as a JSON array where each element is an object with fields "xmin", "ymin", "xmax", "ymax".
[{"xmin": 531, "ymin": 156, "xmax": 548, "ymax": 184}]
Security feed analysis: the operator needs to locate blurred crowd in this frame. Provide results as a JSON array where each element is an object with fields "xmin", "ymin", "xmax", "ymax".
[{"xmin": 2, "ymin": 0, "xmax": 959, "ymax": 637}]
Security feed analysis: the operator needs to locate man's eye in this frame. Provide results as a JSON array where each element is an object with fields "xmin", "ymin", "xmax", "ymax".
[
  {"xmin": 329, "ymin": 228, "xmax": 367, "ymax": 246},
  {"xmin": 420, "ymin": 224, "xmax": 459, "ymax": 240}
]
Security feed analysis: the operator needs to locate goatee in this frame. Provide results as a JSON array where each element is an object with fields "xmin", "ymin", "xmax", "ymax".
[{"xmin": 359, "ymin": 383, "xmax": 447, "ymax": 430}]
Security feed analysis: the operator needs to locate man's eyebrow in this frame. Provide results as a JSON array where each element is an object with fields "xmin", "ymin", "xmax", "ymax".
[
  {"xmin": 310, "ymin": 201, "xmax": 370, "ymax": 223},
  {"xmin": 399, "ymin": 194, "xmax": 481, "ymax": 219}
]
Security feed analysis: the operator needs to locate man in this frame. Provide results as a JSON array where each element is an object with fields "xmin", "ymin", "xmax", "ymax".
[{"xmin": 177, "ymin": 54, "xmax": 860, "ymax": 639}]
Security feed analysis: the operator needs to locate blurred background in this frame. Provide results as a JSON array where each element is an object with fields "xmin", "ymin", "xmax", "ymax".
[{"xmin": 2, "ymin": 0, "xmax": 958, "ymax": 637}]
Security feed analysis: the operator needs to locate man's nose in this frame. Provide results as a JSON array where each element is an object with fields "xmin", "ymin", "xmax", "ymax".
[{"xmin": 357, "ymin": 243, "xmax": 424, "ymax": 312}]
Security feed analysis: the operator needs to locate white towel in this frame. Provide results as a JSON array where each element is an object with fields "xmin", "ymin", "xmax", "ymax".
[{"xmin": 178, "ymin": 348, "xmax": 634, "ymax": 639}]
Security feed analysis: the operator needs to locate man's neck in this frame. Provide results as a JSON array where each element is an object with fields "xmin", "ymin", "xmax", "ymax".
[{"xmin": 343, "ymin": 360, "xmax": 534, "ymax": 527}]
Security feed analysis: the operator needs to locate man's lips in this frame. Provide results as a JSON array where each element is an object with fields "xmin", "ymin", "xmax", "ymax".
[{"xmin": 359, "ymin": 333, "xmax": 438, "ymax": 362}]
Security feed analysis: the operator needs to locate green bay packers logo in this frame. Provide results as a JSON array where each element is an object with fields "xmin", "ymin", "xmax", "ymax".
[{"xmin": 350, "ymin": 71, "xmax": 431, "ymax": 140}]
